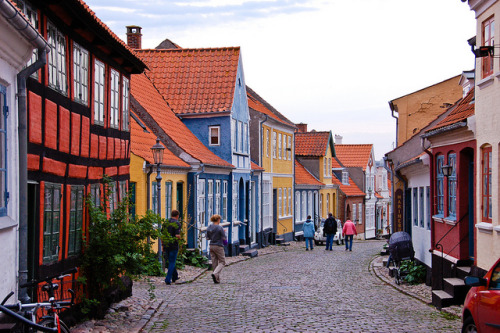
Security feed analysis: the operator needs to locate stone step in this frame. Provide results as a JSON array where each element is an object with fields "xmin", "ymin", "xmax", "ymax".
[
  {"xmin": 0, "ymin": 323, "xmax": 16, "ymax": 332},
  {"xmin": 432, "ymin": 290, "xmax": 454, "ymax": 310},
  {"xmin": 457, "ymin": 266, "xmax": 472, "ymax": 280},
  {"xmin": 380, "ymin": 249, "xmax": 389, "ymax": 256},
  {"xmin": 239, "ymin": 245, "xmax": 250, "ymax": 253},
  {"xmin": 443, "ymin": 277, "xmax": 469, "ymax": 302},
  {"xmin": 242, "ymin": 249, "xmax": 258, "ymax": 258}
]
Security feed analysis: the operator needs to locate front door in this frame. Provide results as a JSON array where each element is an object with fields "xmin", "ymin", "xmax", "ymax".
[
  {"xmin": 273, "ymin": 189, "xmax": 277, "ymax": 238},
  {"xmin": 176, "ymin": 182, "xmax": 183, "ymax": 220},
  {"xmin": 468, "ymin": 159, "xmax": 474, "ymax": 260}
]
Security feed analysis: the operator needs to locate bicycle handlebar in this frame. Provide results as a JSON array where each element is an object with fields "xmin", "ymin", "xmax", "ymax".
[
  {"xmin": 20, "ymin": 267, "xmax": 78, "ymax": 289},
  {"xmin": 0, "ymin": 304, "xmax": 57, "ymax": 333}
]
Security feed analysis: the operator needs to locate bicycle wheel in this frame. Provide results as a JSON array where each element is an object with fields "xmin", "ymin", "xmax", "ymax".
[{"xmin": 38, "ymin": 318, "xmax": 70, "ymax": 333}]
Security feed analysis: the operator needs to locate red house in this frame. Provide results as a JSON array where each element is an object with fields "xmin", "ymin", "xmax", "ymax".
[{"xmin": 20, "ymin": 0, "xmax": 145, "ymax": 298}]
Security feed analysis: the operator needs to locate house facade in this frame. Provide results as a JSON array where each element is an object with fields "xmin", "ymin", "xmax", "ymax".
[
  {"xmin": 466, "ymin": 0, "xmax": 500, "ymax": 272},
  {"xmin": 294, "ymin": 160, "xmax": 322, "ymax": 238},
  {"xmin": 335, "ymin": 142, "xmax": 376, "ymax": 239},
  {"xmin": 0, "ymin": 0, "xmax": 49, "ymax": 300},
  {"xmin": 294, "ymin": 125, "xmax": 338, "ymax": 228},
  {"xmin": 248, "ymin": 87, "xmax": 296, "ymax": 243},
  {"xmin": 20, "ymin": 0, "xmax": 145, "ymax": 300},
  {"xmin": 375, "ymin": 160, "xmax": 392, "ymax": 237}
]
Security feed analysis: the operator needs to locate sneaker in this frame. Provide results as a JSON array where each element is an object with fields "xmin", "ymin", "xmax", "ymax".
[
  {"xmin": 211, "ymin": 274, "xmax": 219, "ymax": 284},
  {"xmin": 306, "ymin": 248, "xmax": 309, "ymax": 251},
  {"xmin": 165, "ymin": 281, "xmax": 171, "ymax": 285},
  {"xmin": 329, "ymin": 249, "xmax": 333, "ymax": 251},
  {"xmin": 349, "ymin": 249, "xmax": 352, "ymax": 251}
]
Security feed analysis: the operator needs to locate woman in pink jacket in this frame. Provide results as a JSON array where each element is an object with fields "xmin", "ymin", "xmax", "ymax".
[{"xmin": 342, "ymin": 220, "xmax": 358, "ymax": 251}]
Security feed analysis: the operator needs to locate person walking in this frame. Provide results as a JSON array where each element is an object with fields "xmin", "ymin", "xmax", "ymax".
[
  {"xmin": 163, "ymin": 210, "xmax": 181, "ymax": 285},
  {"xmin": 342, "ymin": 219, "xmax": 358, "ymax": 251},
  {"xmin": 206, "ymin": 214, "xmax": 227, "ymax": 284},
  {"xmin": 303, "ymin": 215, "xmax": 315, "ymax": 251},
  {"xmin": 323, "ymin": 213, "xmax": 338, "ymax": 251}
]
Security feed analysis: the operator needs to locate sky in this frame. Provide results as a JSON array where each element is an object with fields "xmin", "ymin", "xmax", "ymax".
[{"xmin": 86, "ymin": 0, "xmax": 476, "ymax": 160}]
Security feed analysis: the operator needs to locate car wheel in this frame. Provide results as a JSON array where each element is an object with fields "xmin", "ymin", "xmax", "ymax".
[{"xmin": 462, "ymin": 316, "xmax": 477, "ymax": 333}]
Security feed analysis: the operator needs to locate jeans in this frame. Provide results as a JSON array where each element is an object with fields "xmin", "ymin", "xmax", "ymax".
[
  {"xmin": 345, "ymin": 235, "xmax": 353, "ymax": 251},
  {"xmin": 305, "ymin": 237, "xmax": 314, "ymax": 250},
  {"xmin": 164, "ymin": 249, "xmax": 179, "ymax": 284},
  {"xmin": 325, "ymin": 234, "xmax": 334, "ymax": 250}
]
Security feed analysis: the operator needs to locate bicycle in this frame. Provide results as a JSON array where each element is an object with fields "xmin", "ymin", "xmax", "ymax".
[{"xmin": 0, "ymin": 268, "xmax": 77, "ymax": 333}]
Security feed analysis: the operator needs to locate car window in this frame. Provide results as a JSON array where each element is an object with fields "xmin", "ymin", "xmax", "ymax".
[{"xmin": 490, "ymin": 262, "xmax": 500, "ymax": 290}]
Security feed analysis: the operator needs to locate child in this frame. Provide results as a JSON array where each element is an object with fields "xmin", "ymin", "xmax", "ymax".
[{"xmin": 303, "ymin": 215, "xmax": 315, "ymax": 251}]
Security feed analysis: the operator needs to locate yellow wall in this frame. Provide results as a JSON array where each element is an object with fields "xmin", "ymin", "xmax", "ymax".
[
  {"xmin": 130, "ymin": 153, "xmax": 189, "ymax": 251},
  {"xmin": 273, "ymin": 176, "xmax": 294, "ymax": 235}
]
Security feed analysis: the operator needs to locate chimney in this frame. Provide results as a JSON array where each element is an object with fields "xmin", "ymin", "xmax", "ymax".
[
  {"xmin": 335, "ymin": 134, "xmax": 343, "ymax": 144},
  {"xmin": 126, "ymin": 25, "xmax": 142, "ymax": 49},
  {"xmin": 296, "ymin": 123, "xmax": 307, "ymax": 133}
]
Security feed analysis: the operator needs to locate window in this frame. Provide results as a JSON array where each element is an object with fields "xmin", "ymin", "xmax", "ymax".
[
  {"xmin": 108, "ymin": 182, "xmax": 117, "ymax": 214},
  {"xmin": 278, "ymin": 133, "xmax": 282, "ymax": 159},
  {"xmin": 266, "ymin": 129, "xmax": 270, "ymax": 157},
  {"xmin": 319, "ymin": 194, "xmax": 323, "ymax": 217},
  {"xmin": 272, "ymin": 132, "xmax": 277, "ymax": 158},
  {"xmin": 419, "ymin": 187, "xmax": 424, "ymax": 228},
  {"xmin": 90, "ymin": 183, "xmax": 100, "ymax": 207},
  {"xmin": 426, "ymin": 186, "xmax": 431, "ymax": 230},
  {"xmin": 0, "ymin": 86, "xmax": 7, "ymax": 217},
  {"xmin": 73, "ymin": 42, "xmax": 88, "ymax": 105},
  {"xmin": 47, "ymin": 21, "xmax": 67, "ymax": 94},
  {"xmin": 288, "ymin": 188, "xmax": 292, "ymax": 216},
  {"xmin": 324, "ymin": 158, "xmax": 327, "ymax": 177},
  {"xmin": 237, "ymin": 121, "xmax": 243, "ymax": 152},
  {"xmin": 308, "ymin": 191, "xmax": 313, "ymax": 217},
  {"xmin": 243, "ymin": 123, "xmax": 248, "ymax": 153},
  {"xmin": 436, "ymin": 155, "xmax": 444, "ymax": 216},
  {"xmin": 68, "ymin": 186, "xmax": 84, "ymax": 256},
  {"xmin": 295, "ymin": 192, "xmax": 300, "ymax": 222},
  {"xmin": 110, "ymin": 69, "xmax": 120, "ymax": 129},
  {"xmin": 413, "ymin": 188, "xmax": 418, "ymax": 226},
  {"xmin": 197, "ymin": 179, "xmax": 206, "ymax": 225},
  {"xmin": 288, "ymin": 136, "xmax": 292, "ymax": 160},
  {"xmin": 43, "ymin": 183, "xmax": 61, "ymax": 263},
  {"xmin": 263, "ymin": 180, "xmax": 271, "ymax": 227},
  {"xmin": 342, "ymin": 170, "xmax": 349, "ymax": 185},
  {"xmin": 165, "ymin": 181, "xmax": 172, "ymax": 218},
  {"xmin": 94, "ymin": 60, "xmax": 105, "ymax": 125},
  {"xmin": 207, "ymin": 180, "xmax": 213, "ymax": 219},
  {"xmin": 353, "ymin": 204, "xmax": 357, "ymax": 222},
  {"xmin": 482, "ymin": 16, "xmax": 495, "ymax": 78},
  {"xmin": 122, "ymin": 77, "xmax": 130, "ymax": 131},
  {"xmin": 278, "ymin": 188, "xmax": 282, "ymax": 217},
  {"xmin": 301, "ymin": 192, "xmax": 306, "ymax": 220},
  {"xmin": 222, "ymin": 181, "xmax": 228, "ymax": 222},
  {"xmin": 282, "ymin": 135, "xmax": 286, "ymax": 160},
  {"xmin": 209, "ymin": 126, "xmax": 220, "ymax": 146},
  {"xmin": 326, "ymin": 194, "xmax": 330, "ymax": 215},
  {"xmin": 448, "ymin": 153, "xmax": 457, "ymax": 218},
  {"xmin": 152, "ymin": 181, "xmax": 158, "ymax": 214},
  {"xmin": 482, "ymin": 146, "xmax": 492, "ymax": 222},
  {"xmin": 15, "ymin": 0, "xmax": 39, "ymax": 77},
  {"xmin": 231, "ymin": 119, "xmax": 236, "ymax": 151},
  {"xmin": 119, "ymin": 181, "xmax": 127, "ymax": 202},
  {"xmin": 215, "ymin": 180, "xmax": 221, "ymax": 216},
  {"xmin": 358, "ymin": 204, "xmax": 363, "ymax": 224},
  {"xmin": 232, "ymin": 181, "xmax": 238, "ymax": 221},
  {"xmin": 327, "ymin": 158, "xmax": 331, "ymax": 176}
]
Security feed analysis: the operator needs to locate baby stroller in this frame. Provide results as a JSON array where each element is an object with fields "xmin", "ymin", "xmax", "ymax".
[{"xmin": 388, "ymin": 232, "xmax": 415, "ymax": 285}]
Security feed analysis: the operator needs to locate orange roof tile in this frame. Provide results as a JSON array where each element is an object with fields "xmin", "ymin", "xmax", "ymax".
[
  {"xmin": 247, "ymin": 87, "xmax": 295, "ymax": 127},
  {"xmin": 295, "ymin": 132, "xmax": 332, "ymax": 157},
  {"xmin": 332, "ymin": 156, "xmax": 343, "ymax": 169},
  {"xmin": 130, "ymin": 113, "xmax": 189, "ymax": 168},
  {"xmin": 331, "ymin": 176, "xmax": 365, "ymax": 197},
  {"xmin": 251, "ymin": 161, "xmax": 265, "ymax": 171},
  {"xmin": 135, "ymin": 47, "xmax": 240, "ymax": 115},
  {"xmin": 295, "ymin": 160, "xmax": 324, "ymax": 186},
  {"xmin": 335, "ymin": 144, "xmax": 373, "ymax": 171},
  {"xmin": 131, "ymin": 73, "xmax": 234, "ymax": 168},
  {"xmin": 430, "ymin": 89, "xmax": 474, "ymax": 131}
]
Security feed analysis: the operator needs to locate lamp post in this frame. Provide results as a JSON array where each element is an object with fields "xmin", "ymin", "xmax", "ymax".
[
  {"xmin": 441, "ymin": 164, "xmax": 452, "ymax": 178},
  {"xmin": 151, "ymin": 138, "xmax": 165, "ymax": 266}
]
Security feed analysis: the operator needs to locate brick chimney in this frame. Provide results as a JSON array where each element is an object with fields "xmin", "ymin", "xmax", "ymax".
[
  {"xmin": 296, "ymin": 123, "xmax": 307, "ymax": 133},
  {"xmin": 126, "ymin": 25, "xmax": 142, "ymax": 49},
  {"xmin": 335, "ymin": 134, "xmax": 343, "ymax": 144}
]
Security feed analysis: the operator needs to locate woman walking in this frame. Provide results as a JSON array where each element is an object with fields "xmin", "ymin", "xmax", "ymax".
[
  {"xmin": 206, "ymin": 214, "xmax": 227, "ymax": 283},
  {"xmin": 303, "ymin": 215, "xmax": 315, "ymax": 251},
  {"xmin": 342, "ymin": 219, "xmax": 358, "ymax": 251}
]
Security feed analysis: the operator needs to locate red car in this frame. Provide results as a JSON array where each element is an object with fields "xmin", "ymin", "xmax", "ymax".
[{"xmin": 462, "ymin": 257, "xmax": 500, "ymax": 333}]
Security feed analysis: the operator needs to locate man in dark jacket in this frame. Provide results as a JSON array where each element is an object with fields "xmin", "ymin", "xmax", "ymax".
[
  {"xmin": 163, "ymin": 210, "xmax": 181, "ymax": 285},
  {"xmin": 323, "ymin": 213, "xmax": 338, "ymax": 251}
]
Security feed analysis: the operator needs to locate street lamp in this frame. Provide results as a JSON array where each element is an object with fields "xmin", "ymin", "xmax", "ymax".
[
  {"xmin": 151, "ymin": 138, "xmax": 165, "ymax": 266},
  {"xmin": 441, "ymin": 164, "xmax": 453, "ymax": 178}
]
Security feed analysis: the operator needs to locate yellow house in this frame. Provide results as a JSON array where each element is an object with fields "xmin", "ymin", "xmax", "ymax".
[
  {"xmin": 294, "ymin": 124, "xmax": 338, "ymax": 226},
  {"xmin": 247, "ymin": 87, "xmax": 296, "ymax": 243},
  {"xmin": 129, "ymin": 111, "xmax": 190, "ymax": 252}
]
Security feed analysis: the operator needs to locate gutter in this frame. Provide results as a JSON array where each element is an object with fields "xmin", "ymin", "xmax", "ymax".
[
  {"xmin": 0, "ymin": 0, "xmax": 51, "ymax": 303},
  {"xmin": 421, "ymin": 121, "xmax": 467, "ymax": 139},
  {"xmin": 259, "ymin": 114, "xmax": 269, "ymax": 246}
]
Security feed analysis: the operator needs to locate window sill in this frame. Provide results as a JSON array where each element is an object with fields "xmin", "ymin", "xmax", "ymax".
[
  {"xmin": 494, "ymin": 225, "xmax": 500, "ymax": 233},
  {"xmin": 294, "ymin": 220, "xmax": 305, "ymax": 225},
  {"xmin": 444, "ymin": 218, "xmax": 457, "ymax": 226},
  {"xmin": 477, "ymin": 75, "xmax": 494, "ymax": 89},
  {"xmin": 433, "ymin": 215, "xmax": 444, "ymax": 223},
  {"xmin": 476, "ymin": 222, "xmax": 493, "ymax": 233},
  {"xmin": 0, "ymin": 216, "xmax": 17, "ymax": 231}
]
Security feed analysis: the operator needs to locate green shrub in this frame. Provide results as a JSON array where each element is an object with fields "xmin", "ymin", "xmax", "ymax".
[{"xmin": 400, "ymin": 261, "xmax": 426, "ymax": 284}]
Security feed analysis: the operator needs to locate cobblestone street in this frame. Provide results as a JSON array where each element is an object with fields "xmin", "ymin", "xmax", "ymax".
[{"xmin": 73, "ymin": 240, "xmax": 462, "ymax": 332}]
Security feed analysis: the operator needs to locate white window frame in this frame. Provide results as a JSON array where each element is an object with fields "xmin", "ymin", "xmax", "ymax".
[
  {"xmin": 266, "ymin": 129, "xmax": 270, "ymax": 157},
  {"xmin": 209, "ymin": 126, "xmax": 220, "ymax": 146},
  {"xmin": 222, "ymin": 180, "xmax": 228, "ymax": 222},
  {"xmin": 278, "ymin": 133, "xmax": 282, "ymax": 159},
  {"xmin": 47, "ymin": 21, "xmax": 67, "ymax": 94},
  {"xmin": 197, "ymin": 179, "xmax": 206, "ymax": 225},
  {"xmin": 73, "ymin": 42, "xmax": 88, "ymax": 105},
  {"xmin": 243, "ymin": 123, "xmax": 248, "ymax": 153},
  {"xmin": 272, "ymin": 132, "xmax": 277, "ymax": 158},
  {"xmin": 263, "ymin": 180, "xmax": 272, "ymax": 227},
  {"xmin": 342, "ymin": 170, "xmax": 349, "ymax": 185},
  {"xmin": 358, "ymin": 204, "xmax": 363, "ymax": 224},
  {"xmin": 207, "ymin": 180, "xmax": 213, "ymax": 220},
  {"xmin": 237, "ymin": 121, "xmax": 243, "ymax": 152},
  {"xmin": 282, "ymin": 135, "xmax": 286, "ymax": 160},
  {"xmin": 0, "ymin": 85, "xmax": 7, "ymax": 217},
  {"xmin": 94, "ymin": 59, "xmax": 105, "ymax": 125},
  {"xmin": 122, "ymin": 77, "xmax": 130, "ymax": 131},
  {"xmin": 215, "ymin": 180, "xmax": 221, "ymax": 216},
  {"xmin": 110, "ymin": 69, "xmax": 120, "ymax": 129},
  {"xmin": 353, "ymin": 203, "xmax": 357, "ymax": 222},
  {"xmin": 288, "ymin": 188, "xmax": 292, "ymax": 216},
  {"xmin": 287, "ymin": 135, "xmax": 292, "ymax": 160},
  {"xmin": 295, "ymin": 191, "xmax": 300, "ymax": 222},
  {"xmin": 231, "ymin": 119, "xmax": 236, "ymax": 152},
  {"xmin": 278, "ymin": 188, "xmax": 282, "ymax": 217},
  {"xmin": 301, "ymin": 191, "xmax": 306, "ymax": 220},
  {"xmin": 308, "ymin": 191, "xmax": 313, "ymax": 217},
  {"xmin": 232, "ymin": 181, "xmax": 238, "ymax": 221}
]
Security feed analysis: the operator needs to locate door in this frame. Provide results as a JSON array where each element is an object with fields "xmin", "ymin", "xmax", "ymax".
[
  {"xmin": 468, "ymin": 159, "xmax": 474, "ymax": 260},
  {"xmin": 251, "ymin": 181, "xmax": 256, "ymax": 244},
  {"xmin": 273, "ymin": 189, "xmax": 277, "ymax": 236},
  {"xmin": 27, "ymin": 183, "xmax": 38, "ymax": 299},
  {"xmin": 177, "ymin": 182, "xmax": 183, "ymax": 219}
]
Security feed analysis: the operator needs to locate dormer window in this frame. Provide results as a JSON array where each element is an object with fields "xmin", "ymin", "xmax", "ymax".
[
  {"xmin": 209, "ymin": 126, "xmax": 220, "ymax": 146},
  {"xmin": 342, "ymin": 170, "xmax": 349, "ymax": 185}
]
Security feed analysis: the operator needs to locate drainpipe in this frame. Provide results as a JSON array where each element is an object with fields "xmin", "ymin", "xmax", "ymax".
[
  {"xmin": 1, "ymin": 0, "xmax": 51, "ymax": 303},
  {"xmin": 383, "ymin": 156, "xmax": 394, "ymax": 234},
  {"xmin": 421, "ymin": 136, "xmax": 434, "ymax": 249},
  {"xmin": 259, "ymin": 115, "xmax": 269, "ymax": 246}
]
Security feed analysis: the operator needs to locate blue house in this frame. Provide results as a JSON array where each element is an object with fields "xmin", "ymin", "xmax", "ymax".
[{"xmin": 129, "ymin": 31, "xmax": 260, "ymax": 255}]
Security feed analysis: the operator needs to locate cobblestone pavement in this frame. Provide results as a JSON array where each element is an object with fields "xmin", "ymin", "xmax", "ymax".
[{"xmin": 72, "ymin": 241, "xmax": 462, "ymax": 332}]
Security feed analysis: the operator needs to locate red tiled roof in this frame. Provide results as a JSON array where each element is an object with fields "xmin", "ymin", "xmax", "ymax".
[
  {"xmin": 251, "ymin": 161, "xmax": 265, "ymax": 171},
  {"xmin": 130, "ymin": 113, "xmax": 189, "ymax": 168},
  {"xmin": 332, "ymin": 176, "xmax": 365, "ymax": 197},
  {"xmin": 295, "ymin": 160, "xmax": 324, "ymax": 186},
  {"xmin": 332, "ymin": 156, "xmax": 343, "ymax": 169},
  {"xmin": 295, "ymin": 132, "xmax": 332, "ymax": 157},
  {"xmin": 430, "ymin": 89, "xmax": 474, "ymax": 131},
  {"xmin": 247, "ymin": 87, "xmax": 295, "ymax": 127},
  {"xmin": 335, "ymin": 144, "xmax": 373, "ymax": 171},
  {"xmin": 130, "ymin": 73, "xmax": 233, "ymax": 168},
  {"xmin": 135, "ymin": 47, "xmax": 240, "ymax": 115}
]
